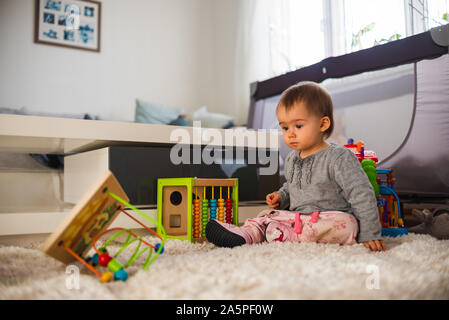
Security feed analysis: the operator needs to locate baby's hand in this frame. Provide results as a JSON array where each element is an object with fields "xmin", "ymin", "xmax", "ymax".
[
  {"xmin": 363, "ymin": 240, "xmax": 386, "ymax": 252},
  {"xmin": 266, "ymin": 192, "xmax": 281, "ymax": 209}
]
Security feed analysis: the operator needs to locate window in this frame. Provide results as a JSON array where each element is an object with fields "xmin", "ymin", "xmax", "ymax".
[
  {"xmin": 268, "ymin": 0, "xmax": 325, "ymax": 76},
  {"xmin": 344, "ymin": 0, "xmax": 407, "ymax": 52},
  {"xmin": 427, "ymin": 0, "xmax": 449, "ymax": 28},
  {"xmin": 267, "ymin": 0, "xmax": 448, "ymax": 76},
  {"xmin": 405, "ymin": 0, "xmax": 449, "ymax": 34}
]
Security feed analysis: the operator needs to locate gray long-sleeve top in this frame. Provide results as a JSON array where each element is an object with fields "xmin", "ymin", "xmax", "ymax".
[{"xmin": 276, "ymin": 142, "xmax": 382, "ymax": 242}]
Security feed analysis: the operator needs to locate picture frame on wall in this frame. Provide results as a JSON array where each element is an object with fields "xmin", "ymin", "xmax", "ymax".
[{"xmin": 34, "ymin": 0, "xmax": 101, "ymax": 52}]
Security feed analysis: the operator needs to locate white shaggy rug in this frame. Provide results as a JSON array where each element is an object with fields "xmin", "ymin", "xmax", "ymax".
[{"xmin": 1, "ymin": 233, "xmax": 448, "ymax": 300}]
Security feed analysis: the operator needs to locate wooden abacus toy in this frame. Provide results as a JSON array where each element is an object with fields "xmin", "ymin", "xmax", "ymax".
[
  {"xmin": 41, "ymin": 171, "xmax": 166, "ymax": 283},
  {"xmin": 157, "ymin": 178, "xmax": 238, "ymax": 242}
]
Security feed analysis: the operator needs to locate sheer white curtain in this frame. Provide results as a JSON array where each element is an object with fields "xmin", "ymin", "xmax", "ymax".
[
  {"xmin": 232, "ymin": 0, "xmax": 326, "ymax": 124},
  {"xmin": 232, "ymin": 0, "xmax": 272, "ymax": 125},
  {"xmin": 267, "ymin": 0, "xmax": 326, "ymax": 75}
]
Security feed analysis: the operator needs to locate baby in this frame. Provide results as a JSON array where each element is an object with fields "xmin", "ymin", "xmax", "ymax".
[{"xmin": 206, "ymin": 81, "xmax": 386, "ymax": 252}]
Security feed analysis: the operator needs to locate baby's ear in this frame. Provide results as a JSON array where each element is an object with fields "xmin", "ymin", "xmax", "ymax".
[{"xmin": 320, "ymin": 116, "xmax": 331, "ymax": 132}]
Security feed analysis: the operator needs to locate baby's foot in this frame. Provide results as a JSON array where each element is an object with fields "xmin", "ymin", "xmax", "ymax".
[{"xmin": 205, "ymin": 220, "xmax": 251, "ymax": 248}]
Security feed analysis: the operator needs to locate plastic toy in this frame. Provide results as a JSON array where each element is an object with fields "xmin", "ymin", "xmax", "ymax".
[
  {"xmin": 41, "ymin": 171, "xmax": 166, "ymax": 283},
  {"xmin": 361, "ymin": 158, "xmax": 380, "ymax": 198},
  {"xmin": 345, "ymin": 139, "xmax": 408, "ymax": 237},
  {"xmin": 344, "ymin": 138, "xmax": 379, "ymax": 163},
  {"xmin": 376, "ymin": 168, "xmax": 408, "ymax": 237},
  {"xmin": 157, "ymin": 177, "xmax": 238, "ymax": 242}
]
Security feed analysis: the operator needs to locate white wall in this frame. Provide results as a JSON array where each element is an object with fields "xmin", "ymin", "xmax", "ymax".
[
  {"xmin": 0, "ymin": 0, "xmax": 218, "ymax": 122},
  {"xmin": 0, "ymin": 0, "xmax": 274, "ymax": 125}
]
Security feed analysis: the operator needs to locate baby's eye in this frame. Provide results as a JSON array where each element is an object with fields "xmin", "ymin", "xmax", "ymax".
[
  {"xmin": 296, "ymin": 125, "xmax": 303, "ymax": 129},
  {"xmin": 282, "ymin": 126, "xmax": 288, "ymax": 131}
]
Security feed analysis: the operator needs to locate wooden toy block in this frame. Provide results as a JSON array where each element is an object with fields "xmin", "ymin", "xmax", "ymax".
[
  {"xmin": 157, "ymin": 177, "xmax": 239, "ymax": 242},
  {"xmin": 41, "ymin": 170, "xmax": 129, "ymax": 264}
]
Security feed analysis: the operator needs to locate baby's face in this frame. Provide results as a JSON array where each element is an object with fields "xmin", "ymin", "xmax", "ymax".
[{"xmin": 277, "ymin": 102, "xmax": 324, "ymax": 152}]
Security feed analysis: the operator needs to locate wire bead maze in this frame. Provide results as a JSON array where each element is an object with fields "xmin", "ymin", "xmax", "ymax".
[{"xmin": 62, "ymin": 189, "xmax": 167, "ymax": 283}]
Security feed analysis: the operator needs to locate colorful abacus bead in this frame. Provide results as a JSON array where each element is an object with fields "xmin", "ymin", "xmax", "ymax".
[
  {"xmin": 225, "ymin": 198, "xmax": 233, "ymax": 223},
  {"xmin": 99, "ymin": 253, "xmax": 112, "ymax": 267},
  {"xmin": 202, "ymin": 199, "xmax": 209, "ymax": 236},
  {"xmin": 106, "ymin": 258, "xmax": 128, "ymax": 282},
  {"xmin": 193, "ymin": 198, "xmax": 201, "ymax": 238},
  {"xmin": 92, "ymin": 253, "xmax": 100, "ymax": 266},
  {"xmin": 154, "ymin": 243, "xmax": 164, "ymax": 254},
  {"xmin": 209, "ymin": 199, "xmax": 217, "ymax": 220},
  {"xmin": 107, "ymin": 258, "xmax": 123, "ymax": 273},
  {"xmin": 114, "ymin": 269, "xmax": 128, "ymax": 282},
  {"xmin": 100, "ymin": 271, "xmax": 113, "ymax": 283},
  {"xmin": 218, "ymin": 198, "xmax": 225, "ymax": 222}
]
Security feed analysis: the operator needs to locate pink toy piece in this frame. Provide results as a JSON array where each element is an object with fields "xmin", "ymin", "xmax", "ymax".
[
  {"xmin": 294, "ymin": 212, "xmax": 302, "ymax": 234},
  {"xmin": 310, "ymin": 211, "xmax": 320, "ymax": 223}
]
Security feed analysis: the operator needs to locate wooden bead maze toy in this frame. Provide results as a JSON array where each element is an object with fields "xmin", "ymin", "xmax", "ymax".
[
  {"xmin": 157, "ymin": 178, "xmax": 238, "ymax": 242},
  {"xmin": 41, "ymin": 171, "xmax": 166, "ymax": 283}
]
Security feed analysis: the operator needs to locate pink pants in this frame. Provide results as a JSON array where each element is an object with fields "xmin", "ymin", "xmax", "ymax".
[{"xmin": 242, "ymin": 209, "xmax": 358, "ymax": 245}]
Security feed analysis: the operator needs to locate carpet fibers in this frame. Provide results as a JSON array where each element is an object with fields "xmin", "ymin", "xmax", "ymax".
[{"xmin": 0, "ymin": 233, "xmax": 448, "ymax": 299}]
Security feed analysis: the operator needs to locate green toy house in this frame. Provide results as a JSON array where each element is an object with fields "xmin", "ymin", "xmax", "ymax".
[{"xmin": 157, "ymin": 178, "xmax": 238, "ymax": 242}]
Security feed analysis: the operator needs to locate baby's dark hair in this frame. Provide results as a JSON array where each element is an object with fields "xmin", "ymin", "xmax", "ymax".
[{"xmin": 277, "ymin": 81, "xmax": 334, "ymax": 138}]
